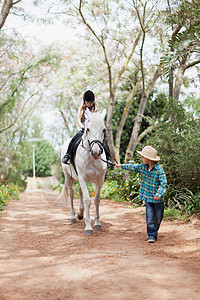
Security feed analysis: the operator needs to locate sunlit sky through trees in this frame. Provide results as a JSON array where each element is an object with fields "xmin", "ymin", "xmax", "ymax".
[{"xmin": 4, "ymin": 3, "xmax": 77, "ymax": 48}]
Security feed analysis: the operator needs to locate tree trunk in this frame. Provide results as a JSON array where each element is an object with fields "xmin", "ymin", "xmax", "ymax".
[
  {"xmin": 168, "ymin": 24, "xmax": 183, "ymax": 104},
  {"xmin": 125, "ymin": 93, "xmax": 147, "ymax": 163},
  {"xmin": 106, "ymin": 83, "xmax": 115, "ymax": 158},
  {"xmin": 106, "ymin": 30, "xmax": 142, "ymax": 158},
  {"xmin": 173, "ymin": 55, "xmax": 187, "ymax": 101},
  {"xmin": 114, "ymin": 80, "xmax": 141, "ymax": 162},
  {"xmin": 132, "ymin": 122, "xmax": 158, "ymax": 155},
  {"xmin": 0, "ymin": 0, "xmax": 13, "ymax": 29},
  {"xmin": 112, "ymin": 29, "xmax": 142, "ymax": 94},
  {"xmin": 168, "ymin": 67, "xmax": 174, "ymax": 98},
  {"xmin": 125, "ymin": 64, "xmax": 161, "ymax": 163}
]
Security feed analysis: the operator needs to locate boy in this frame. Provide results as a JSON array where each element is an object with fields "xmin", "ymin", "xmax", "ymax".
[{"xmin": 116, "ymin": 145, "xmax": 167, "ymax": 243}]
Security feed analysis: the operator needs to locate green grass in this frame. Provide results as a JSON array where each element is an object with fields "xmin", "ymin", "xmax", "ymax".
[{"xmin": 163, "ymin": 208, "xmax": 188, "ymax": 222}]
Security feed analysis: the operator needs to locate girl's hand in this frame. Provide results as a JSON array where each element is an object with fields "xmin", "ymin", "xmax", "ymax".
[{"xmin": 154, "ymin": 196, "xmax": 160, "ymax": 201}]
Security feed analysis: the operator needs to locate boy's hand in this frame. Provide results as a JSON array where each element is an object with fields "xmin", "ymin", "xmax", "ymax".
[
  {"xmin": 115, "ymin": 164, "xmax": 122, "ymax": 167},
  {"xmin": 154, "ymin": 196, "xmax": 160, "ymax": 201}
]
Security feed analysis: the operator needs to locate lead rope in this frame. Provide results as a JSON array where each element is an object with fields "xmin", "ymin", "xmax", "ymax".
[{"xmin": 100, "ymin": 155, "xmax": 118, "ymax": 166}]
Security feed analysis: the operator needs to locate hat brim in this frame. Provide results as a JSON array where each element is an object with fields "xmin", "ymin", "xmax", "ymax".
[{"xmin": 137, "ymin": 150, "xmax": 160, "ymax": 161}]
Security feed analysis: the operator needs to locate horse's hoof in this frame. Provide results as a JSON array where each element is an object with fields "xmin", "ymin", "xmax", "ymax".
[
  {"xmin": 78, "ymin": 214, "xmax": 84, "ymax": 220},
  {"xmin": 84, "ymin": 230, "xmax": 93, "ymax": 236},
  {"xmin": 70, "ymin": 218, "xmax": 77, "ymax": 224},
  {"xmin": 94, "ymin": 225, "xmax": 101, "ymax": 231}
]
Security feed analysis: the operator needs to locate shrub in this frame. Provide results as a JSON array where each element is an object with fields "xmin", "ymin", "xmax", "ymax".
[
  {"xmin": 165, "ymin": 184, "xmax": 200, "ymax": 216},
  {"xmin": 184, "ymin": 190, "xmax": 200, "ymax": 216},
  {"xmin": 56, "ymin": 180, "xmax": 96, "ymax": 198},
  {"xmin": 102, "ymin": 168, "xmax": 141, "ymax": 204},
  {"xmin": 33, "ymin": 141, "xmax": 58, "ymax": 177},
  {"xmin": 101, "ymin": 180, "xmax": 120, "ymax": 201},
  {"xmin": 0, "ymin": 183, "xmax": 22, "ymax": 211},
  {"xmin": 143, "ymin": 98, "xmax": 200, "ymax": 192}
]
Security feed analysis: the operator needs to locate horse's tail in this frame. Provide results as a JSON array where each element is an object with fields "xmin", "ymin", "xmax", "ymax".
[{"xmin": 54, "ymin": 184, "xmax": 68, "ymax": 207}]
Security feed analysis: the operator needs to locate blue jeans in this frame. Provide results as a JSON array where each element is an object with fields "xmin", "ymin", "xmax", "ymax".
[{"xmin": 146, "ymin": 201, "xmax": 164, "ymax": 240}]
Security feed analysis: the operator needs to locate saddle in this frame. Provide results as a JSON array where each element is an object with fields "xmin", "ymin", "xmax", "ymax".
[
  {"xmin": 70, "ymin": 137, "xmax": 82, "ymax": 165},
  {"xmin": 67, "ymin": 128, "xmax": 84, "ymax": 165}
]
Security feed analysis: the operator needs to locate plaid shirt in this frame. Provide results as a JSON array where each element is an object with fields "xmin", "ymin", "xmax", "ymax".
[{"xmin": 122, "ymin": 163, "xmax": 167, "ymax": 203}]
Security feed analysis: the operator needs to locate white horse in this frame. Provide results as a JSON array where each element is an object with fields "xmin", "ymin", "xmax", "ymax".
[{"xmin": 61, "ymin": 109, "xmax": 107, "ymax": 236}]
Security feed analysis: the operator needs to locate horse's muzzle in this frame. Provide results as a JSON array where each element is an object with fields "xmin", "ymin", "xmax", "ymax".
[
  {"xmin": 91, "ymin": 149, "xmax": 102, "ymax": 159},
  {"xmin": 89, "ymin": 139, "xmax": 104, "ymax": 159}
]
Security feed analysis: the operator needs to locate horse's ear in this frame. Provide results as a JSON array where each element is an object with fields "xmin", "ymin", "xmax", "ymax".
[{"xmin": 101, "ymin": 109, "xmax": 107, "ymax": 121}]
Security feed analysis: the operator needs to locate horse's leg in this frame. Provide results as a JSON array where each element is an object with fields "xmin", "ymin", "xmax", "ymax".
[
  {"xmin": 64, "ymin": 174, "xmax": 76, "ymax": 223},
  {"xmin": 63, "ymin": 181, "xmax": 68, "ymax": 205},
  {"xmin": 79, "ymin": 177, "xmax": 93, "ymax": 236},
  {"xmin": 94, "ymin": 185, "xmax": 102, "ymax": 231},
  {"xmin": 69, "ymin": 186, "xmax": 76, "ymax": 223},
  {"xmin": 77, "ymin": 185, "xmax": 84, "ymax": 220}
]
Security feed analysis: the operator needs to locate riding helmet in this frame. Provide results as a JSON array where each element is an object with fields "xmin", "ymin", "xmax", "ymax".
[{"xmin": 83, "ymin": 90, "xmax": 95, "ymax": 102}]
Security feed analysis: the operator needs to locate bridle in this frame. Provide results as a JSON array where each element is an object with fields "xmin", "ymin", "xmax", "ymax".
[
  {"xmin": 81, "ymin": 136, "xmax": 116, "ymax": 166},
  {"xmin": 81, "ymin": 138, "xmax": 104, "ymax": 155},
  {"xmin": 88, "ymin": 139, "xmax": 104, "ymax": 154},
  {"xmin": 80, "ymin": 121, "xmax": 117, "ymax": 166}
]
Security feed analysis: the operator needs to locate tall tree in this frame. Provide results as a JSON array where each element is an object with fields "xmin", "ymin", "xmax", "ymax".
[
  {"xmin": 0, "ymin": 31, "xmax": 59, "ymax": 180},
  {"xmin": 122, "ymin": 0, "xmax": 163, "ymax": 162},
  {"xmin": 125, "ymin": 0, "xmax": 200, "ymax": 162},
  {"xmin": 77, "ymin": 0, "xmax": 142, "ymax": 157}
]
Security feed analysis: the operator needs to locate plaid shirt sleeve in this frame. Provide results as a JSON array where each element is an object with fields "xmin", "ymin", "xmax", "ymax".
[
  {"xmin": 154, "ymin": 166, "xmax": 167, "ymax": 200},
  {"xmin": 121, "ymin": 164, "xmax": 143, "ymax": 173}
]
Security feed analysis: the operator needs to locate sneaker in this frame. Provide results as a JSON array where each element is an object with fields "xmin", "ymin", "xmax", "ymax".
[
  {"xmin": 62, "ymin": 154, "xmax": 71, "ymax": 164},
  {"xmin": 148, "ymin": 236, "xmax": 155, "ymax": 243}
]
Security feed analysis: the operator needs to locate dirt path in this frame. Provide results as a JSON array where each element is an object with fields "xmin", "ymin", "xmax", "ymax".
[{"xmin": 0, "ymin": 185, "xmax": 200, "ymax": 300}]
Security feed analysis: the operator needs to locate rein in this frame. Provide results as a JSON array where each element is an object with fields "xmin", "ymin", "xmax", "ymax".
[{"xmin": 99, "ymin": 157, "xmax": 116, "ymax": 166}]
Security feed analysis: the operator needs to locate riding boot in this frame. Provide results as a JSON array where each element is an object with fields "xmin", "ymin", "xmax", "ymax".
[{"xmin": 62, "ymin": 153, "xmax": 71, "ymax": 164}]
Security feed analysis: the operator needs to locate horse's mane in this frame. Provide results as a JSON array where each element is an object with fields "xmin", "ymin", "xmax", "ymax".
[{"xmin": 86, "ymin": 111, "xmax": 104, "ymax": 127}]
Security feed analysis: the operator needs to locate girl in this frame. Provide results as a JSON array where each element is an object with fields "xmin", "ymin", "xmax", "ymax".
[{"xmin": 62, "ymin": 90, "xmax": 113, "ymax": 165}]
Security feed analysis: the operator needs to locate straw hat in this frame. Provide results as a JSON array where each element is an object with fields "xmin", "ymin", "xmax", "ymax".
[{"xmin": 137, "ymin": 146, "xmax": 160, "ymax": 161}]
